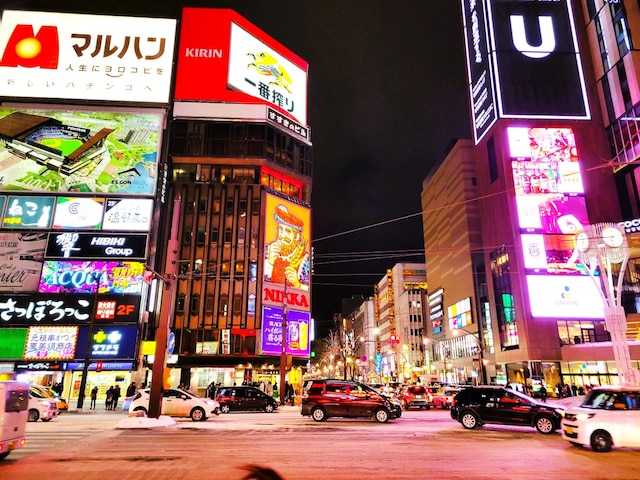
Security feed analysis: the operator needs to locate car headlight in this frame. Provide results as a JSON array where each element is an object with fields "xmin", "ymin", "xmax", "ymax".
[{"xmin": 576, "ymin": 412, "xmax": 595, "ymax": 421}]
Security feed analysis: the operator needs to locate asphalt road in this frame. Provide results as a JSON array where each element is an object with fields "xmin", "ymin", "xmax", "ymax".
[{"xmin": 1, "ymin": 407, "xmax": 638, "ymax": 480}]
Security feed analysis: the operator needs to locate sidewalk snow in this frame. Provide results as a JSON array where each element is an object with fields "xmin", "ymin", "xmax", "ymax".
[{"xmin": 114, "ymin": 414, "xmax": 177, "ymax": 429}]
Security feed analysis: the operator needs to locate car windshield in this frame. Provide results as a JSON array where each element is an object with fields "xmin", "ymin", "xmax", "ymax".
[{"xmin": 409, "ymin": 386, "xmax": 426, "ymax": 394}]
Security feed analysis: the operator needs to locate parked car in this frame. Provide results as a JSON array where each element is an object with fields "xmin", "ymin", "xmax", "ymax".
[
  {"xmin": 215, "ymin": 386, "xmax": 279, "ymax": 413},
  {"xmin": 432, "ymin": 386, "xmax": 463, "ymax": 409},
  {"xmin": 400, "ymin": 385, "xmax": 431, "ymax": 410},
  {"xmin": 29, "ymin": 384, "xmax": 69, "ymax": 412},
  {"xmin": 561, "ymin": 385, "xmax": 640, "ymax": 452},
  {"xmin": 450, "ymin": 386, "xmax": 563, "ymax": 434},
  {"xmin": 301, "ymin": 379, "xmax": 399, "ymax": 423},
  {"xmin": 28, "ymin": 394, "xmax": 58, "ymax": 422},
  {"xmin": 129, "ymin": 388, "xmax": 220, "ymax": 421}
]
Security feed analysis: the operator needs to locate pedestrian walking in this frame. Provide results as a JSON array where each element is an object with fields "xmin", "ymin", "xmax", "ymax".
[
  {"xmin": 106, "ymin": 386, "xmax": 114, "ymax": 410},
  {"xmin": 112, "ymin": 384, "xmax": 121, "ymax": 410},
  {"xmin": 90, "ymin": 386, "xmax": 98, "ymax": 409},
  {"xmin": 126, "ymin": 382, "xmax": 136, "ymax": 398}
]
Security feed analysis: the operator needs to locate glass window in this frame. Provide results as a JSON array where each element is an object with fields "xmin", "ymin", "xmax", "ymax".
[
  {"xmin": 219, "ymin": 294, "xmax": 228, "ymax": 316},
  {"xmin": 238, "ymin": 227, "xmax": 245, "ymax": 245},
  {"xmin": 210, "ymin": 228, "xmax": 219, "ymax": 244}
]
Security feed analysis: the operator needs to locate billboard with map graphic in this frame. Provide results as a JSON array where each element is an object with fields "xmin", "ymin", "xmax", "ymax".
[{"xmin": 0, "ymin": 106, "xmax": 164, "ymax": 195}]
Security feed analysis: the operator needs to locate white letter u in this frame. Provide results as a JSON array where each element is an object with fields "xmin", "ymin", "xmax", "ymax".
[{"xmin": 510, "ymin": 15, "xmax": 556, "ymax": 59}]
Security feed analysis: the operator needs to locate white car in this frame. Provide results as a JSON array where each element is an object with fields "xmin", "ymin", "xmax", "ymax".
[
  {"xmin": 28, "ymin": 394, "xmax": 58, "ymax": 422},
  {"xmin": 129, "ymin": 388, "xmax": 220, "ymax": 421},
  {"xmin": 561, "ymin": 385, "xmax": 640, "ymax": 452}
]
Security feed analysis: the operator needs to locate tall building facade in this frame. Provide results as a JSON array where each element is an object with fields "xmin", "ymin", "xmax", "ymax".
[
  {"xmin": 421, "ymin": 0, "xmax": 640, "ymax": 394},
  {"xmin": 154, "ymin": 8, "xmax": 313, "ymax": 392}
]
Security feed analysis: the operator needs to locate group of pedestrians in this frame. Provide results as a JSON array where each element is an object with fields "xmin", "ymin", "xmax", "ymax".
[{"xmin": 88, "ymin": 382, "xmax": 138, "ymax": 410}]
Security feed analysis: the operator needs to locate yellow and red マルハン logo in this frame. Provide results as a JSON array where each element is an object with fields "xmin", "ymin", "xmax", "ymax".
[{"xmin": 0, "ymin": 24, "xmax": 58, "ymax": 69}]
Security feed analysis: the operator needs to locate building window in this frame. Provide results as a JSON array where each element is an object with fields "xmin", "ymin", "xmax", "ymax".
[
  {"xmin": 196, "ymin": 227, "xmax": 206, "ymax": 246},
  {"xmin": 238, "ymin": 227, "xmax": 245, "ymax": 245},
  {"xmin": 490, "ymin": 247, "xmax": 519, "ymax": 350},
  {"xmin": 182, "ymin": 227, "xmax": 192, "ymax": 245},
  {"xmin": 176, "ymin": 294, "xmax": 186, "ymax": 313},
  {"xmin": 205, "ymin": 294, "xmax": 214, "ymax": 312},
  {"xmin": 219, "ymin": 294, "xmax": 228, "ymax": 317},
  {"xmin": 213, "ymin": 198, "xmax": 221, "ymax": 213},
  {"xmin": 190, "ymin": 294, "xmax": 200, "ymax": 314},
  {"xmin": 224, "ymin": 228, "xmax": 232, "ymax": 244},
  {"xmin": 487, "ymin": 136, "xmax": 498, "ymax": 183},
  {"xmin": 611, "ymin": 2, "xmax": 632, "ymax": 57},
  {"xmin": 235, "ymin": 260, "xmax": 244, "ymax": 274},
  {"xmin": 199, "ymin": 197, "xmax": 208, "ymax": 212},
  {"xmin": 210, "ymin": 228, "xmax": 219, "ymax": 244},
  {"xmin": 226, "ymin": 198, "xmax": 234, "ymax": 215},
  {"xmin": 233, "ymin": 294, "xmax": 242, "ymax": 315},
  {"xmin": 252, "ymin": 198, "xmax": 260, "ymax": 215},
  {"xmin": 221, "ymin": 262, "xmax": 230, "ymax": 278}
]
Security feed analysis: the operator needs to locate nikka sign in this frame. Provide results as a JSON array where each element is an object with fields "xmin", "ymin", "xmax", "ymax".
[
  {"xmin": 262, "ymin": 285, "xmax": 310, "ymax": 312},
  {"xmin": 462, "ymin": 0, "xmax": 590, "ymax": 143}
]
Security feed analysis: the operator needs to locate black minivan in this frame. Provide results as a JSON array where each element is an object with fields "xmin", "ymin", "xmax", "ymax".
[{"xmin": 450, "ymin": 386, "xmax": 563, "ymax": 434}]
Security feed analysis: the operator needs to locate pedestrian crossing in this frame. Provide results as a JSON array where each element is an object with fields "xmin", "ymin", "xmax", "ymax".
[{"xmin": 5, "ymin": 430, "xmax": 92, "ymax": 461}]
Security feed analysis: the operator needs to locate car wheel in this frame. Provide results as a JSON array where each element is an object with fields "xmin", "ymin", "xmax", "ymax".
[
  {"xmin": 590, "ymin": 430, "xmax": 613, "ymax": 453},
  {"xmin": 534, "ymin": 414, "xmax": 556, "ymax": 434},
  {"xmin": 374, "ymin": 408, "xmax": 390, "ymax": 423},
  {"xmin": 220, "ymin": 404, "xmax": 231, "ymax": 414},
  {"xmin": 263, "ymin": 403, "xmax": 275, "ymax": 413},
  {"xmin": 460, "ymin": 411, "xmax": 479, "ymax": 429},
  {"xmin": 28, "ymin": 409, "xmax": 39, "ymax": 422},
  {"xmin": 311, "ymin": 407, "xmax": 327, "ymax": 422},
  {"xmin": 133, "ymin": 406, "xmax": 148, "ymax": 416},
  {"xmin": 190, "ymin": 407, "xmax": 206, "ymax": 422}
]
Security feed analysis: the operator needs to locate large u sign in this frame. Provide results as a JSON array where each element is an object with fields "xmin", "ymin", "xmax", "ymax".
[{"xmin": 510, "ymin": 15, "xmax": 556, "ymax": 59}]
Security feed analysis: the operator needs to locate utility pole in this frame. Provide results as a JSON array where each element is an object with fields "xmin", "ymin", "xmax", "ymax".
[
  {"xmin": 279, "ymin": 281, "xmax": 288, "ymax": 404},
  {"xmin": 148, "ymin": 194, "xmax": 181, "ymax": 418}
]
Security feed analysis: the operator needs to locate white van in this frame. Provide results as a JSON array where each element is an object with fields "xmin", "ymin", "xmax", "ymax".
[{"xmin": 0, "ymin": 381, "xmax": 29, "ymax": 460}]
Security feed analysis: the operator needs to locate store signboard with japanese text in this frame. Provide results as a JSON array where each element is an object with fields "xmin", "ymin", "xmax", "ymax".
[
  {"xmin": 38, "ymin": 260, "xmax": 144, "ymax": 294},
  {"xmin": 2, "ymin": 196, "xmax": 55, "ymax": 229},
  {"xmin": 262, "ymin": 192, "xmax": 311, "ymax": 312},
  {"xmin": 0, "ymin": 10, "xmax": 177, "ymax": 103},
  {"xmin": 462, "ymin": 0, "xmax": 497, "ymax": 143},
  {"xmin": 102, "ymin": 198, "xmax": 153, "ymax": 231},
  {"xmin": 0, "ymin": 107, "xmax": 163, "ymax": 195},
  {"xmin": 508, "ymin": 126, "xmax": 595, "ymax": 318},
  {"xmin": 0, "ymin": 232, "xmax": 46, "ymax": 291},
  {"xmin": 75, "ymin": 325, "xmax": 138, "ymax": 359},
  {"xmin": 46, "ymin": 232, "xmax": 148, "ymax": 259},
  {"xmin": 260, "ymin": 305, "xmax": 310, "ymax": 357},
  {"xmin": 0, "ymin": 293, "xmax": 140, "ymax": 325},
  {"xmin": 174, "ymin": 8, "xmax": 309, "ymax": 126},
  {"xmin": 24, "ymin": 325, "xmax": 78, "ymax": 360}
]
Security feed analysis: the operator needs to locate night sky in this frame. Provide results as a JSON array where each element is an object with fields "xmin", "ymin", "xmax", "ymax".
[{"xmin": 2, "ymin": 1, "xmax": 473, "ymax": 336}]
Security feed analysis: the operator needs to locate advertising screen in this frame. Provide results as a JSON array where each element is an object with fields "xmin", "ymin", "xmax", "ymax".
[
  {"xmin": 260, "ymin": 306, "xmax": 310, "ymax": 357},
  {"xmin": 263, "ymin": 192, "xmax": 311, "ymax": 293},
  {"xmin": 75, "ymin": 325, "xmax": 138, "ymax": 359},
  {"xmin": 526, "ymin": 275, "xmax": 604, "ymax": 319},
  {"xmin": 0, "ymin": 232, "xmax": 45, "ymax": 291},
  {"xmin": 448, "ymin": 297, "xmax": 473, "ymax": 329},
  {"xmin": 0, "ymin": 328, "xmax": 28, "ymax": 358},
  {"xmin": 509, "ymin": 127, "xmax": 595, "ymax": 318},
  {"xmin": 38, "ymin": 260, "xmax": 144, "ymax": 294},
  {"xmin": 24, "ymin": 325, "xmax": 78, "ymax": 360},
  {"xmin": 46, "ymin": 232, "xmax": 148, "ymax": 259},
  {"xmin": 52, "ymin": 197, "xmax": 104, "ymax": 229},
  {"xmin": 486, "ymin": 0, "xmax": 589, "ymax": 119},
  {"xmin": 0, "ymin": 10, "xmax": 176, "ymax": 103},
  {"xmin": 174, "ymin": 8, "xmax": 308, "ymax": 126},
  {"xmin": 0, "ymin": 107, "xmax": 163, "ymax": 195},
  {"xmin": 102, "ymin": 198, "xmax": 153, "ymax": 231}
]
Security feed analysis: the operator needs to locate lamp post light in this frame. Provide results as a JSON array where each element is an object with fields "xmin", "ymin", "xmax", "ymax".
[
  {"xmin": 576, "ymin": 223, "xmax": 640, "ymax": 385},
  {"xmin": 452, "ymin": 327, "xmax": 485, "ymax": 385}
]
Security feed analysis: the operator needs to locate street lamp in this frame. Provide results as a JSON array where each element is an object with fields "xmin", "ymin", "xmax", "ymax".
[
  {"xmin": 575, "ymin": 223, "xmax": 640, "ymax": 385},
  {"xmin": 452, "ymin": 327, "xmax": 485, "ymax": 385}
]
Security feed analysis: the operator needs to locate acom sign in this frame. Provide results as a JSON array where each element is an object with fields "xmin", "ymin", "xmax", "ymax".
[{"xmin": 45, "ymin": 232, "xmax": 148, "ymax": 259}]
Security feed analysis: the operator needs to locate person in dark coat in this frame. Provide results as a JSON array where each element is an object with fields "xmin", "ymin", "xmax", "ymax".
[
  {"xmin": 105, "ymin": 386, "xmax": 114, "ymax": 410},
  {"xmin": 126, "ymin": 382, "xmax": 136, "ymax": 398},
  {"xmin": 90, "ymin": 386, "xmax": 98, "ymax": 410},
  {"xmin": 112, "ymin": 385, "xmax": 121, "ymax": 410}
]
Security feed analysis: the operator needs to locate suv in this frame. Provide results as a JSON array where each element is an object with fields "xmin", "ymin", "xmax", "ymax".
[
  {"xmin": 561, "ymin": 385, "xmax": 640, "ymax": 452},
  {"xmin": 301, "ymin": 379, "xmax": 399, "ymax": 423},
  {"xmin": 400, "ymin": 385, "xmax": 431, "ymax": 410},
  {"xmin": 215, "ymin": 386, "xmax": 278, "ymax": 413},
  {"xmin": 450, "ymin": 386, "xmax": 563, "ymax": 434}
]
